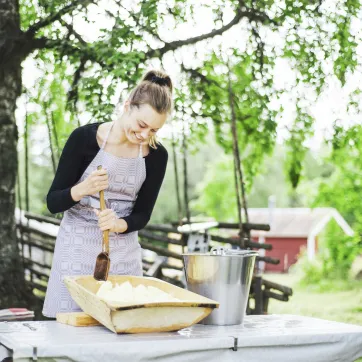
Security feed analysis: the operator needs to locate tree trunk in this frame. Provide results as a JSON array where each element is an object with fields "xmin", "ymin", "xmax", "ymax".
[
  {"xmin": 227, "ymin": 63, "xmax": 250, "ymax": 247},
  {"xmin": 182, "ymin": 120, "xmax": 191, "ymax": 224},
  {"xmin": 24, "ymin": 97, "xmax": 30, "ymax": 211},
  {"xmin": 0, "ymin": 0, "xmax": 33, "ymax": 308},
  {"xmin": 171, "ymin": 128, "xmax": 183, "ymax": 225},
  {"xmin": 44, "ymin": 102, "xmax": 57, "ymax": 174}
]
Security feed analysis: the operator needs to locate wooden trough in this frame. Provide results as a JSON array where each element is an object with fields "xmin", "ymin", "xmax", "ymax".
[{"xmin": 59, "ymin": 275, "xmax": 219, "ymax": 334}]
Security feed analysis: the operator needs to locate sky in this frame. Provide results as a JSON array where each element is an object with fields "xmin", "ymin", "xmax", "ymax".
[{"xmin": 16, "ymin": 0, "xmax": 362, "ymax": 160}]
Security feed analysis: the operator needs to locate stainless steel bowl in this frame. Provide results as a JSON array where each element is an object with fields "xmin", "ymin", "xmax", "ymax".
[{"xmin": 183, "ymin": 247, "xmax": 258, "ymax": 325}]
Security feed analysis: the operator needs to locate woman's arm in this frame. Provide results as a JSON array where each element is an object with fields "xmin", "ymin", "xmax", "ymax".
[
  {"xmin": 46, "ymin": 127, "xmax": 86, "ymax": 214},
  {"xmin": 121, "ymin": 145, "xmax": 168, "ymax": 233}
]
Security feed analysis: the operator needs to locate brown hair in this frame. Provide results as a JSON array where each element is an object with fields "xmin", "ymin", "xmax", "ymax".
[
  {"xmin": 128, "ymin": 70, "xmax": 172, "ymax": 114},
  {"xmin": 127, "ymin": 69, "xmax": 173, "ymax": 148}
]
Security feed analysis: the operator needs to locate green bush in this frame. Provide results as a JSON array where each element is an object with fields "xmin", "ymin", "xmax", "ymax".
[{"xmin": 295, "ymin": 219, "xmax": 361, "ymax": 287}]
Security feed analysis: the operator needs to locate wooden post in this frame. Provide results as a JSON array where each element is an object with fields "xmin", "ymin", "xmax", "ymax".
[{"xmin": 253, "ymin": 276, "xmax": 263, "ymax": 315}]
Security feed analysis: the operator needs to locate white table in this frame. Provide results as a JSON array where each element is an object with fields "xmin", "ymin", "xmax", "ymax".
[{"xmin": 1, "ymin": 315, "xmax": 362, "ymax": 362}]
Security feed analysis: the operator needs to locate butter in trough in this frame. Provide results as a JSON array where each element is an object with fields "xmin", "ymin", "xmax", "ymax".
[{"xmin": 59, "ymin": 275, "xmax": 219, "ymax": 334}]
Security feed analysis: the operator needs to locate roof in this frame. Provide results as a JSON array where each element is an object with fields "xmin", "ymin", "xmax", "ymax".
[{"xmin": 246, "ymin": 208, "xmax": 354, "ymax": 238}]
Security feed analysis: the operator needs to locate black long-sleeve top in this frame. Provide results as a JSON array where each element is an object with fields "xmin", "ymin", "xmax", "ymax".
[{"xmin": 46, "ymin": 122, "xmax": 168, "ymax": 234}]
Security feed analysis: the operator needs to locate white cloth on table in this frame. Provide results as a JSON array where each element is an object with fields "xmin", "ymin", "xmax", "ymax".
[{"xmin": 0, "ymin": 315, "xmax": 362, "ymax": 362}]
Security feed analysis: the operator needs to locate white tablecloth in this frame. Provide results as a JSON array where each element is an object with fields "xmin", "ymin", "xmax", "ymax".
[{"xmin": 1, "ymin": 315, "xmax": 362, "ymax": 362}]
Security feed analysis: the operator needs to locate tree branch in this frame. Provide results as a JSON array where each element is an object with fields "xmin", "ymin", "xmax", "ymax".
[
  {"xmin": 30, "ymin": 36, "xmax": 108, "ymax": 67},
  {"xmin": 180, "ymin": 64, "xmax": 224, "ymax": 90},
  {"xmin": 112, "ymin": 0, "xmax": 163, "ymax": 43},
  {"xmin": 67, "ymin": 57, "xmax": 87, "ymax": 109},
  {"xmin": 24, "ymin": 4, "xmax": 277, "ymax": 77},
  {"xmin": 59, "ymin": 19, "xmax": 87, "ymax": 45},
  {"xmin": 238, "ymin": 0, "xmax": 278, "ymax": 26},
  {"xmin": 251, "ymin": 26, "xmax": 265, "ymax": 76},
  {"xmin": 146, "ymin": 9, "xmax": 244, "ymax": 58},
  {"xmin": 26, "ymin": 0, "xmax": 94, "ymax": 35},
  {"xmin": 146, "ymin": 6, "xmax": 277, "ymax": 58}
]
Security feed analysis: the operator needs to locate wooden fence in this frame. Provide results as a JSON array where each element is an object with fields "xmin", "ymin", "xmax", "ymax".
[{"xmin": 16, "ymin": 211, "xmax": 293, "ymax": 315}]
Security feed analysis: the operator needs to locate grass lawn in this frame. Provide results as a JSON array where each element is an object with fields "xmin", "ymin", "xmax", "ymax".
[{"xmin": 266, "ymin": 272, "xmax": 362, "ymax": 326}]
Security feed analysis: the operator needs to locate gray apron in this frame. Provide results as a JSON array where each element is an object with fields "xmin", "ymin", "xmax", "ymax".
[{"xmin": 43, "ymin": 122, "xmax": 146, "ymax": 317}]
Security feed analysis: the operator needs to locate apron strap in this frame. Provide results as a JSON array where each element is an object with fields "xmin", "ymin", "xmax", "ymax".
[{"xmin": 101, "ymin": 122, "xmax": 114, "ymax": 150}]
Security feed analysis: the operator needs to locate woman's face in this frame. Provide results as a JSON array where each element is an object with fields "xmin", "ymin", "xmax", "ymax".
[{"xmin": 122, "ymin": 103, "xmax": 167, "ymax": 145}]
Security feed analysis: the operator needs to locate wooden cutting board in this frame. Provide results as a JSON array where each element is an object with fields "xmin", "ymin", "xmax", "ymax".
[{"xmin": 56, "ymin": 312, "xmax": 101, "ymax": 327}]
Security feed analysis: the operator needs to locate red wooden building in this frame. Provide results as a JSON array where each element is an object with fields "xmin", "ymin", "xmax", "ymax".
[{"xmin": 248, "ymin": 208, "xmax": 354, "ymax": 273}]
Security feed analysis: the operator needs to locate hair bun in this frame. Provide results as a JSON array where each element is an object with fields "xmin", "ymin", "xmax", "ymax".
[
  {"xmin": 143, "ymin": 70, "xmax": 173, "ymax": 92},
  {"xmin": 151, "ymin": 75, "xmax": 169, "ymax": 87},
  {"xmin": 125, "ymin": 69, "xmax": 173, "ymax": 116}
]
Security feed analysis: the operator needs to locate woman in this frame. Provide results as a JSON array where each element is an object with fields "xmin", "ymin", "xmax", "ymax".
[{"xmin": 42, "ymin": 70, "xmax": 172, "ymax": 318}]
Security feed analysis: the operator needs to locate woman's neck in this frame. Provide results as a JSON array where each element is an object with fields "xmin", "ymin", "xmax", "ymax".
[{"xmin": 108, "ymin": 116, "xmax": 132, "ymax": 147}]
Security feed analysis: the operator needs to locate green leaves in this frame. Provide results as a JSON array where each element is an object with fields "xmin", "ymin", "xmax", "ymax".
[
  {"xmin": 16, "ymin": 0, "xmax": 362, "ymax": 197},
  {"xmin": 300, "ymin": 219, "xmax": 362, "ymax": 283},
  {"xmin": 181, "ymin": 47, "xmax": 277, "ymax": 187},
  {"xmin": 310, "ymin": 124, "xmax": 362, "ymax": 246},
  {"xmin": 332, "ymin": 15, "xmax": 358, "ymax": 85},
  {"xmin": 284, "ymin": 104, "xmax": 314, "ymax": 189},
  {"xmin": 19, "ymin": 0, "xmax": 39, "ymax": 30},
  {"xmin": 139, "ymin": 0, "xmax": 158, "ymax": 28},
  {"xmin": 191, "ymin": 155, "xmax": 238, "ymax": 221}
]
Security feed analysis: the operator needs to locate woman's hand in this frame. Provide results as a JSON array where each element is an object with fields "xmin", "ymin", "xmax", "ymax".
[
  {"xmin": 71, "ymin": 168, "xmax": 108, "ymax": 201},
  {"xmin": 94, "ymin": 208, "xmax": 128, "ymax": 233}
]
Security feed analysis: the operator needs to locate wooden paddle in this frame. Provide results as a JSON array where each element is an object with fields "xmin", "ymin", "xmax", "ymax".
[{"xmin": 93, "ymin": 165, "xmax": 110, "ymax": 281}]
